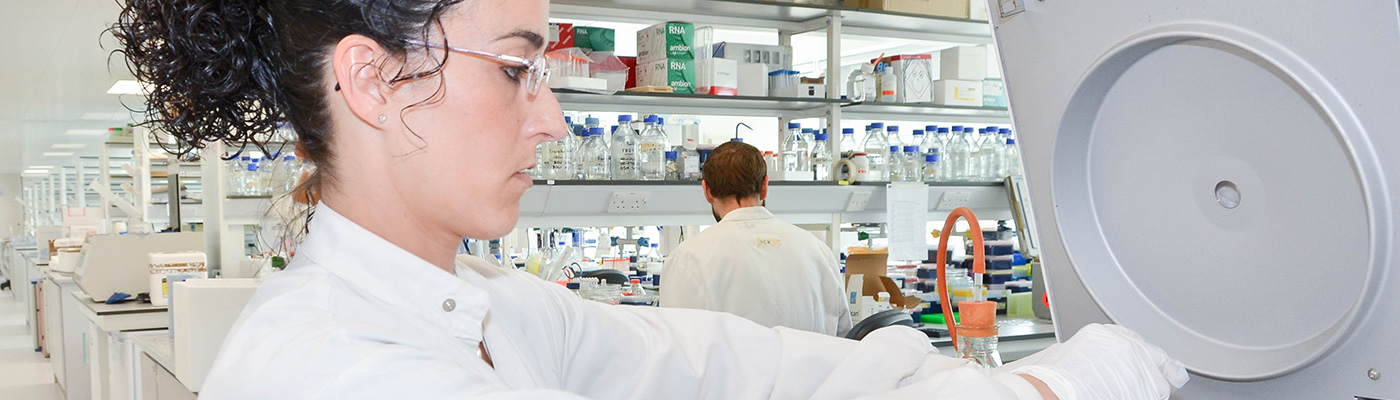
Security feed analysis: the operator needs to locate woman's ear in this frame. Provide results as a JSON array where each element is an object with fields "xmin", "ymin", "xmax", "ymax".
[{"xmin": 331, "ymin": 34, "xmax": 391, "ymax": 129}]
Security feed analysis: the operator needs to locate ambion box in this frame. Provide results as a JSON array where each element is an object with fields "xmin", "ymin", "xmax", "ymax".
[
  {"xmin": 546, "ymin": 23, "xmax": 574, "ymax": 52},
  {"xmin": 638, "ymin": 58, "xmax": 697, "ymax": 94},
  {"xmin": 982, "ymin": 79, "xmax": 1007, "ymax": 108},
  {"xmin": 573, "ymin": 26, "xmax": 615, "ymax": 54},
  {"xmin": 933, "ymin": 79, "xmax": 983, "ymax": 106},
  {"xmin": 712, "ymin": 42, "xmax": 792, "ymax": 74},
  {"xmin": 889, "ymin": 54, "xmax": 934, "ymax": 103},
  {"xmin": 697, "ymin": 58, "xmax": 739, "ymax": 96},
  {"xmin": 637, "ymin": 22, "xmax": 695, "ymax": 64},
  {"xmin": 940, "ymin": 45, "xmax": 988, "ymax": 81}
]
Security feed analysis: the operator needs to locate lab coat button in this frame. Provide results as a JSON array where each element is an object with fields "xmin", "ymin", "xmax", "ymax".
[{"xmin": 442, "ymin": 299, "xmax": 456, "ymax": 312}]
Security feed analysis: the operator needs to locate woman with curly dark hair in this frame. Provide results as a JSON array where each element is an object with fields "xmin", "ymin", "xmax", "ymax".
[{"xmin": 111, "ymin": 0, "xmax": 1185, "ymax": 399}]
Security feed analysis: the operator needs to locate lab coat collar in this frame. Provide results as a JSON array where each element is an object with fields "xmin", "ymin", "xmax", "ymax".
[
  {"xmin": 720, "ymin": 206, "xmax": 776, "ymax": 222},
  {"xmin": 295, "ymin": 203, "xmax": 490, "ymax": 342}
]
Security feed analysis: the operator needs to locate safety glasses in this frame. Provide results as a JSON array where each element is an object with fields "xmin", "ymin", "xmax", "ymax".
[{"xmin": 403, "ymin": 39, "xmax": 550, "ymax": 96}]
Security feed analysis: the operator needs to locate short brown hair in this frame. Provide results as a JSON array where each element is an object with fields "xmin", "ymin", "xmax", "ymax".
[{"xmin": 703, "ymin": 141, "xmax": 767, "ymax": 200}]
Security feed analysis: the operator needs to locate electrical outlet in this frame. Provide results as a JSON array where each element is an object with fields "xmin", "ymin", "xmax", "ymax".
[
  {"xmin": 845, "ymin": 192, "xmax": 872, "ymax": 212},
  {"xmin": 607, "ymin": 191, "xmax": 650, "ymax": 213},
  {"xmin": 935, "ymin": 191, "xmax": 973, "ymax": 210}
]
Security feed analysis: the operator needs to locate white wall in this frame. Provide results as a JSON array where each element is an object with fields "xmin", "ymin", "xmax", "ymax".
[{"xmin": 0, "ymin": 174, "xmax": 21, "ymax": 238}]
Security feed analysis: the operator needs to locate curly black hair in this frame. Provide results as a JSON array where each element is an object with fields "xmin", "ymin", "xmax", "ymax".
[{"xmin": 109, "ymin": 0, "xmax": 465, "ymax": 198}]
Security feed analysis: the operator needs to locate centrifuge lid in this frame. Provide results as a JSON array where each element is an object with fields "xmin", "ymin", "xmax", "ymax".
[{"xmin": 988, "ymin": 0, "xmax": 1396, "ymax": 388}]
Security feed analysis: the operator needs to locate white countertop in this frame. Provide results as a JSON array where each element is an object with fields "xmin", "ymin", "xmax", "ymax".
[
  {"xmin": 129, "ymin": 329, "xmax": 176, "ymax": 371},
  {"xmin": 73, "ymin": 292, "xmax": 168, "ymax": 315}
]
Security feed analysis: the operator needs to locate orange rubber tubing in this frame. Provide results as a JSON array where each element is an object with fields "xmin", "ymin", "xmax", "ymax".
[{"xmin": 936, "ymin": 207, "xmax": 984, "ymax": 351}]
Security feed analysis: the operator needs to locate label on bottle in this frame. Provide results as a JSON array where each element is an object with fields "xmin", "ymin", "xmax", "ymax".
[{"xmin": 684, "ymin": 157, "xmax": 699, "ymax": 173}]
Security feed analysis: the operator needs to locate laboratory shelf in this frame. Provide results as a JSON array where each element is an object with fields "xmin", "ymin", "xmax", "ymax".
[
  {"xmin": 840, "ymin": 102, "xmax": 1011, "ymax": 124},
  {"xmin": 550, "ymin": 0, "xmax": 992, "ymax": 44},
  {"xmin": 516, "ymin": 181, "xmax": 1011, "ymax": 228},
  {"xmin": 147, "ymin": 197, "xmax": 275, "ymax": 226},
  {"xmin": 555, "ymin": 91, "xmax": 842, "ymax": 119}
]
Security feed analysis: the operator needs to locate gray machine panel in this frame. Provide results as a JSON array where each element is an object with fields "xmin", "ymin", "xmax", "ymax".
[{"xmin": 988, "ymin": 0, "xmax": 1399, "ymax": 397}]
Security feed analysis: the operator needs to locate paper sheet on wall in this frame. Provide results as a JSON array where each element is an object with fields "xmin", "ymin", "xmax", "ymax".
[{"xmin": 886, "ymin": 182, "xmax": 929, "ymax": 262}]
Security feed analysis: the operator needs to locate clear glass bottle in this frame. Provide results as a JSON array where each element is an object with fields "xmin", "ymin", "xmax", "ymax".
[
  {"xmin": 1003, "ymin": 138, "xmax": 1022, "ymax": 177},
  {"xmin": 638, "ymin": 116, "xmax": 669, "ymax": 181},
  {"xmin": 958, "ymin": 334, "xmax": 1004, "ymax": 368},
  {"xmin": 978, "ymin": 128, "xmax": 1001, "ymax": 181},
  {"xmin": 226, "ymin": 156, "xmax": 246, "ymax": 196},
  {"xmin": 242, "ymin": 161, "xmax": 262, "ymax": 196},
  {"xmin": 780, "ymin": 123, "xmax": 808, "ymax": 175},
  {"xmin": 678, "ymin": 146, "xmax": 701, "ymax": 181},
  {"xmin": 921, "ymin": 125, "xmax": 942, "ymax": 160},
  {"xmin": 887, "ymin": 145, "xmax": 903, "ymax": 182},
  {"xmin": 810, "ymin": 130, "xmax": 834, "ymax": 181},
  {"xmin": 923, "ymin": 153, "xmax": 941, "ymax": 183},
  {"xmin": 611, "ymin": 115, "xmax": 640, "ymax": 180},
  {"xmin": 902, "ymin": 146, "xmax": 922, "ymax": 182},
  {"xmin": 580, "ymin": 127, "xmax": 611, "ymax": 180},
  {"xmin": 839, "ymin": 128, "xmax": 859, "ymax": 159},
  {"xmin": 862, "ymin": 123, "xmax": 890, "ymax": 181},
  {"xmin": 663, "ymin": 151, "xmax": 680, "ymax": 180},
  {"xmin": 885, "ymin": 125, "xmax": 903, "ymax": 147},
  {"xmin": 946, "ymin": 127, "xmax": 973, "ymax": 182}
]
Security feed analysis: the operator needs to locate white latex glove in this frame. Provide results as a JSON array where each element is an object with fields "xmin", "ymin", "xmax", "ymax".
[{"xmin": 1000, "ymin": 324, "xmax": 1189, "ymax": 400}]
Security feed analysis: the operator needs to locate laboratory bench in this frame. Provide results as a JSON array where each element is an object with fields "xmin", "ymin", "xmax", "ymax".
[
  {"xmin": 129, "ymin": 330, "xmax": 197, "ymax": 400},
  {"xmin": 74, "ymin": 291, "xmax": 170, "ymax": 400}
]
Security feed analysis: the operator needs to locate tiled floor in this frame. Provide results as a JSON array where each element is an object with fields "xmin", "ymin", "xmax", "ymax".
[{"xmin": 0, "ymin": 286, "xmax": 64, "ymax": 400}]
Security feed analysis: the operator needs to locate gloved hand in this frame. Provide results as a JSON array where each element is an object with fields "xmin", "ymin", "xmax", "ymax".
[{"xmin": 999, "ymin": 324, "xmax": 1189, "ymax": 400}]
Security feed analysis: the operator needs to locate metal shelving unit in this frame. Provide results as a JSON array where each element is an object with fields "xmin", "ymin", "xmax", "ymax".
[
  {"xmin": 841, "ymin": 102, "xmax": 1011, "ymax": 124},
  {"xmin": 555, "ymin": 91, "xmax": 843, "ymax": 118}
]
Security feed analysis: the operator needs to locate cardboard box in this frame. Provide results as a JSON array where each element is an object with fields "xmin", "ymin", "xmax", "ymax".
[
  {"xmin": 933, "ymin": 79, "xmax": 984, "ymax": 106},
  {"xmin": 637, "ymin": 22, "xmax": 695, "ymax": 64},
  {"xmin": 638, "ymin": 58, "xmax": 696, "ymax": 94},
  {"xmin": 697, "ymin": 58, "xmax": 739, "ymax": 96},
  {"xmin": 889, "ymin": 54, "xmax": 934, "ymax": 103},
  {"xmin": 620, "ymin": 56, "xmax": 638, "ymax": 89},
  {"xmin": 546, "ymin": 23, "xmax": 574, "ymax": 53},
  {"xmin": 573, "ymin": 26, "xmax": 615, "ymax": 54},
  {"xmin": 736, "ymin": 62, "xmax": 769, "ymax": 97},
  {"xmin": 713, "ymin": 42, "xmax": 793, "ymax": 74},
  {"xmin": 982, "ymin": 78, "xmax": 1007, "ymax": 108},
  {"xmin": 844, "ymin": 0, "xmax": 970, "ymax": 19},
  {"xmin": 843, "ymin": 253, "xmax": 919, "ymax": 309},
  {"xmin": 940, "ymin": 45, "xmax": 988, "ymax": 81}
]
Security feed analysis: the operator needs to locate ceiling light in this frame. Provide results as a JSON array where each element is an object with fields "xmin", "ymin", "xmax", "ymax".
[
  {"xmin": 29, "ymin": 165, "xmax": 55, "ymax": 169},
  {"xmin": 23, "ymin": 169, "xmax": 50, "ymax": 174},
  {"xmin": 64, "ymin": 129, "xmax": 108, "ymax": 136},
  {"xmin": 51, "ymin": 143, "xmax": 88, "ymax": 149},
  {"xmin": 107, "ymin": 80, "xmax": 151, "ymax": 95},
  {"xmin": 43, "ymin": 152, "xmax": 75, "ymax": 157},
  {"xmin": 80, "ymin": 111, "xmax": 132, "ymax": 121}
]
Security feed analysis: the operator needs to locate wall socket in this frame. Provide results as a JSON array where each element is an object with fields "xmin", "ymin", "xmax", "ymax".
[
  {"xmin": 607, "ymin": 191, "xmax": 650, "ymax": 213},
  {"xmin": 845, "ymin": 192, "xmax": 872, "ymax": 212},
  {"xmin": 935, "ymin": 191, "xmax": 973, "ymax": 210}
]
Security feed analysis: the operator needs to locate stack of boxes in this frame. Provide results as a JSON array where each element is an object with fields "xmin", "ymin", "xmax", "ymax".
[
  {"xmin": 637, "ymin": 22, "xmax": 698, "ymax": 94},
  {"xmin": 934, "ymin": 45, "xmax": 986, "ymax": 107}
]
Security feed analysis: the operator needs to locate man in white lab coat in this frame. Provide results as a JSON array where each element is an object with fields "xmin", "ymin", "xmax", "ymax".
[{"xmin": 662, "ymin": 141, "xmax": 854, "ymax": 336}]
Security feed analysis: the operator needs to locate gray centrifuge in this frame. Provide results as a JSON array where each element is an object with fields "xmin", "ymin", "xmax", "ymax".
[{"xmin": 989, "ymin": 0, "xmax": 1399, "ymax": 398}]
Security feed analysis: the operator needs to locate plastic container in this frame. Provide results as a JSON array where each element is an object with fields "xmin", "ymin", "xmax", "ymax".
[{"xmin": 663, "ymin": 151, "xmax": 680, "ymax": 180}]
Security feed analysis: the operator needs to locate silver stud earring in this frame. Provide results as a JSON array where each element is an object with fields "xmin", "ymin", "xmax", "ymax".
[{"xmin": 378, "ymin": 115, "xmax": 387, "ymax": 124}]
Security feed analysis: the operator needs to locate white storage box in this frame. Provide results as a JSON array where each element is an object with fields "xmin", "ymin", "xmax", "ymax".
[
  {"xmin": 933, "ymin": 79, "xmax": 983, "ymax": 106},
  {"xmin": 171, "ymin": 278, "xmax": 260, "ymax": 392},
  {"xmin": 889, "ymin": 54, "xmax": 934, "ymax": 103},
  {"xmin": 712, "ymin": 42, "xmax": 792, "ymax": 73},
  {"xmin": 773, "ymin": 84, "xmax": 827, "ymax": 99},
  {"xmin": 736, "ymin": 62, "xmax": 769, "ymax": 97},
  {"xmin": 697, "ymin": 58, "xmax": 738, "ymax": 96},
  {"xmin": 939, "ymin": 45, "xmax": 988, "ymax": 81}
]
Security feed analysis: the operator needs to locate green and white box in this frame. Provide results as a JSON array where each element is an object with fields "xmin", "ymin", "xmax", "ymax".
[
  {"xmin": 638, "ymin": 58, "xmax": 696, "ymax": 94},
  {"xmin": 637, "ymin": 22, "xmax": 695, "ymax": 64}
]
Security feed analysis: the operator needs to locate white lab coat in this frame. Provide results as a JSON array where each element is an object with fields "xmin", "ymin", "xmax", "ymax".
[
  {"xmin": 199, "ymin": 204, "xmax": 1043, "ymax": 399},
  {"xmin": 660, "ymin": 206, "xmax": 853, "ymax": 336}
]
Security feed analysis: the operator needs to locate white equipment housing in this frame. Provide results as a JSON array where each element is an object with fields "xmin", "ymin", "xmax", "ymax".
[{"xmin": 989, "ymin": 0, "xmax": 1399, "ymax": 397}]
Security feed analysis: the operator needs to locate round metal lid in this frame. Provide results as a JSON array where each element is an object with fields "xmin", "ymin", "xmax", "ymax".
[{"xmin": 1051, "ymin": 23, "xmax": 1386, "ymax": 381}]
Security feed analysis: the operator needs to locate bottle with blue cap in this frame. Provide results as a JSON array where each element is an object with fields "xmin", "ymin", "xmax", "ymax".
[
  {"xmin": 663, "ymin": 151, "xmax": 679, "ymax": 180},
  {"xmin": 946, "ymin": 126, "xmax": 974, "ymax": 181},
  {"xmin": 638, "ymin": 115, "xmax": 669, "ymax": 181},
  {"xmin": 839, "ymin": 128, "xmax": 858, "ymax": 159},
  {"xmin": 810, "ymin": 129, "xmax": 834, "ymax": 181},
  {"xmin": 862, "ymin": 122, "xmax": 891, "ymax": 181},
  {"xmin": 976, "ymin": 127, "xmax": 1001, "ymax": 181},
  {"xmin": 888, "ymin": 145, "xmax": 903, "ymax": 181},
  {"xmin": 611, "ymin": 115, "xmax": 641, "ymax": 180},
  {"xmin": 886, "ymin": 125, "xmax": 904, "ymax": 147},
  {"xmin": 923, "ymin": 152, "xmax": 942, "ymax": 183},
  {"xmin": 581, "ymin": 127, "xmax": 611, "ymax": 180},
  {"xmin": 1000, "ymin": 129, "xmax": 1022, "ymax": 177},
  {"xmin": 780, "ymin": 122, "xmax": 811, "ymax": 177},
  {"xmin": 901, "ymin": 145, "xmax": 922, "ymax": 182},
  {"xmin": 921, "ymin": 125, "xmax": 942, "ymax": 158}
]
